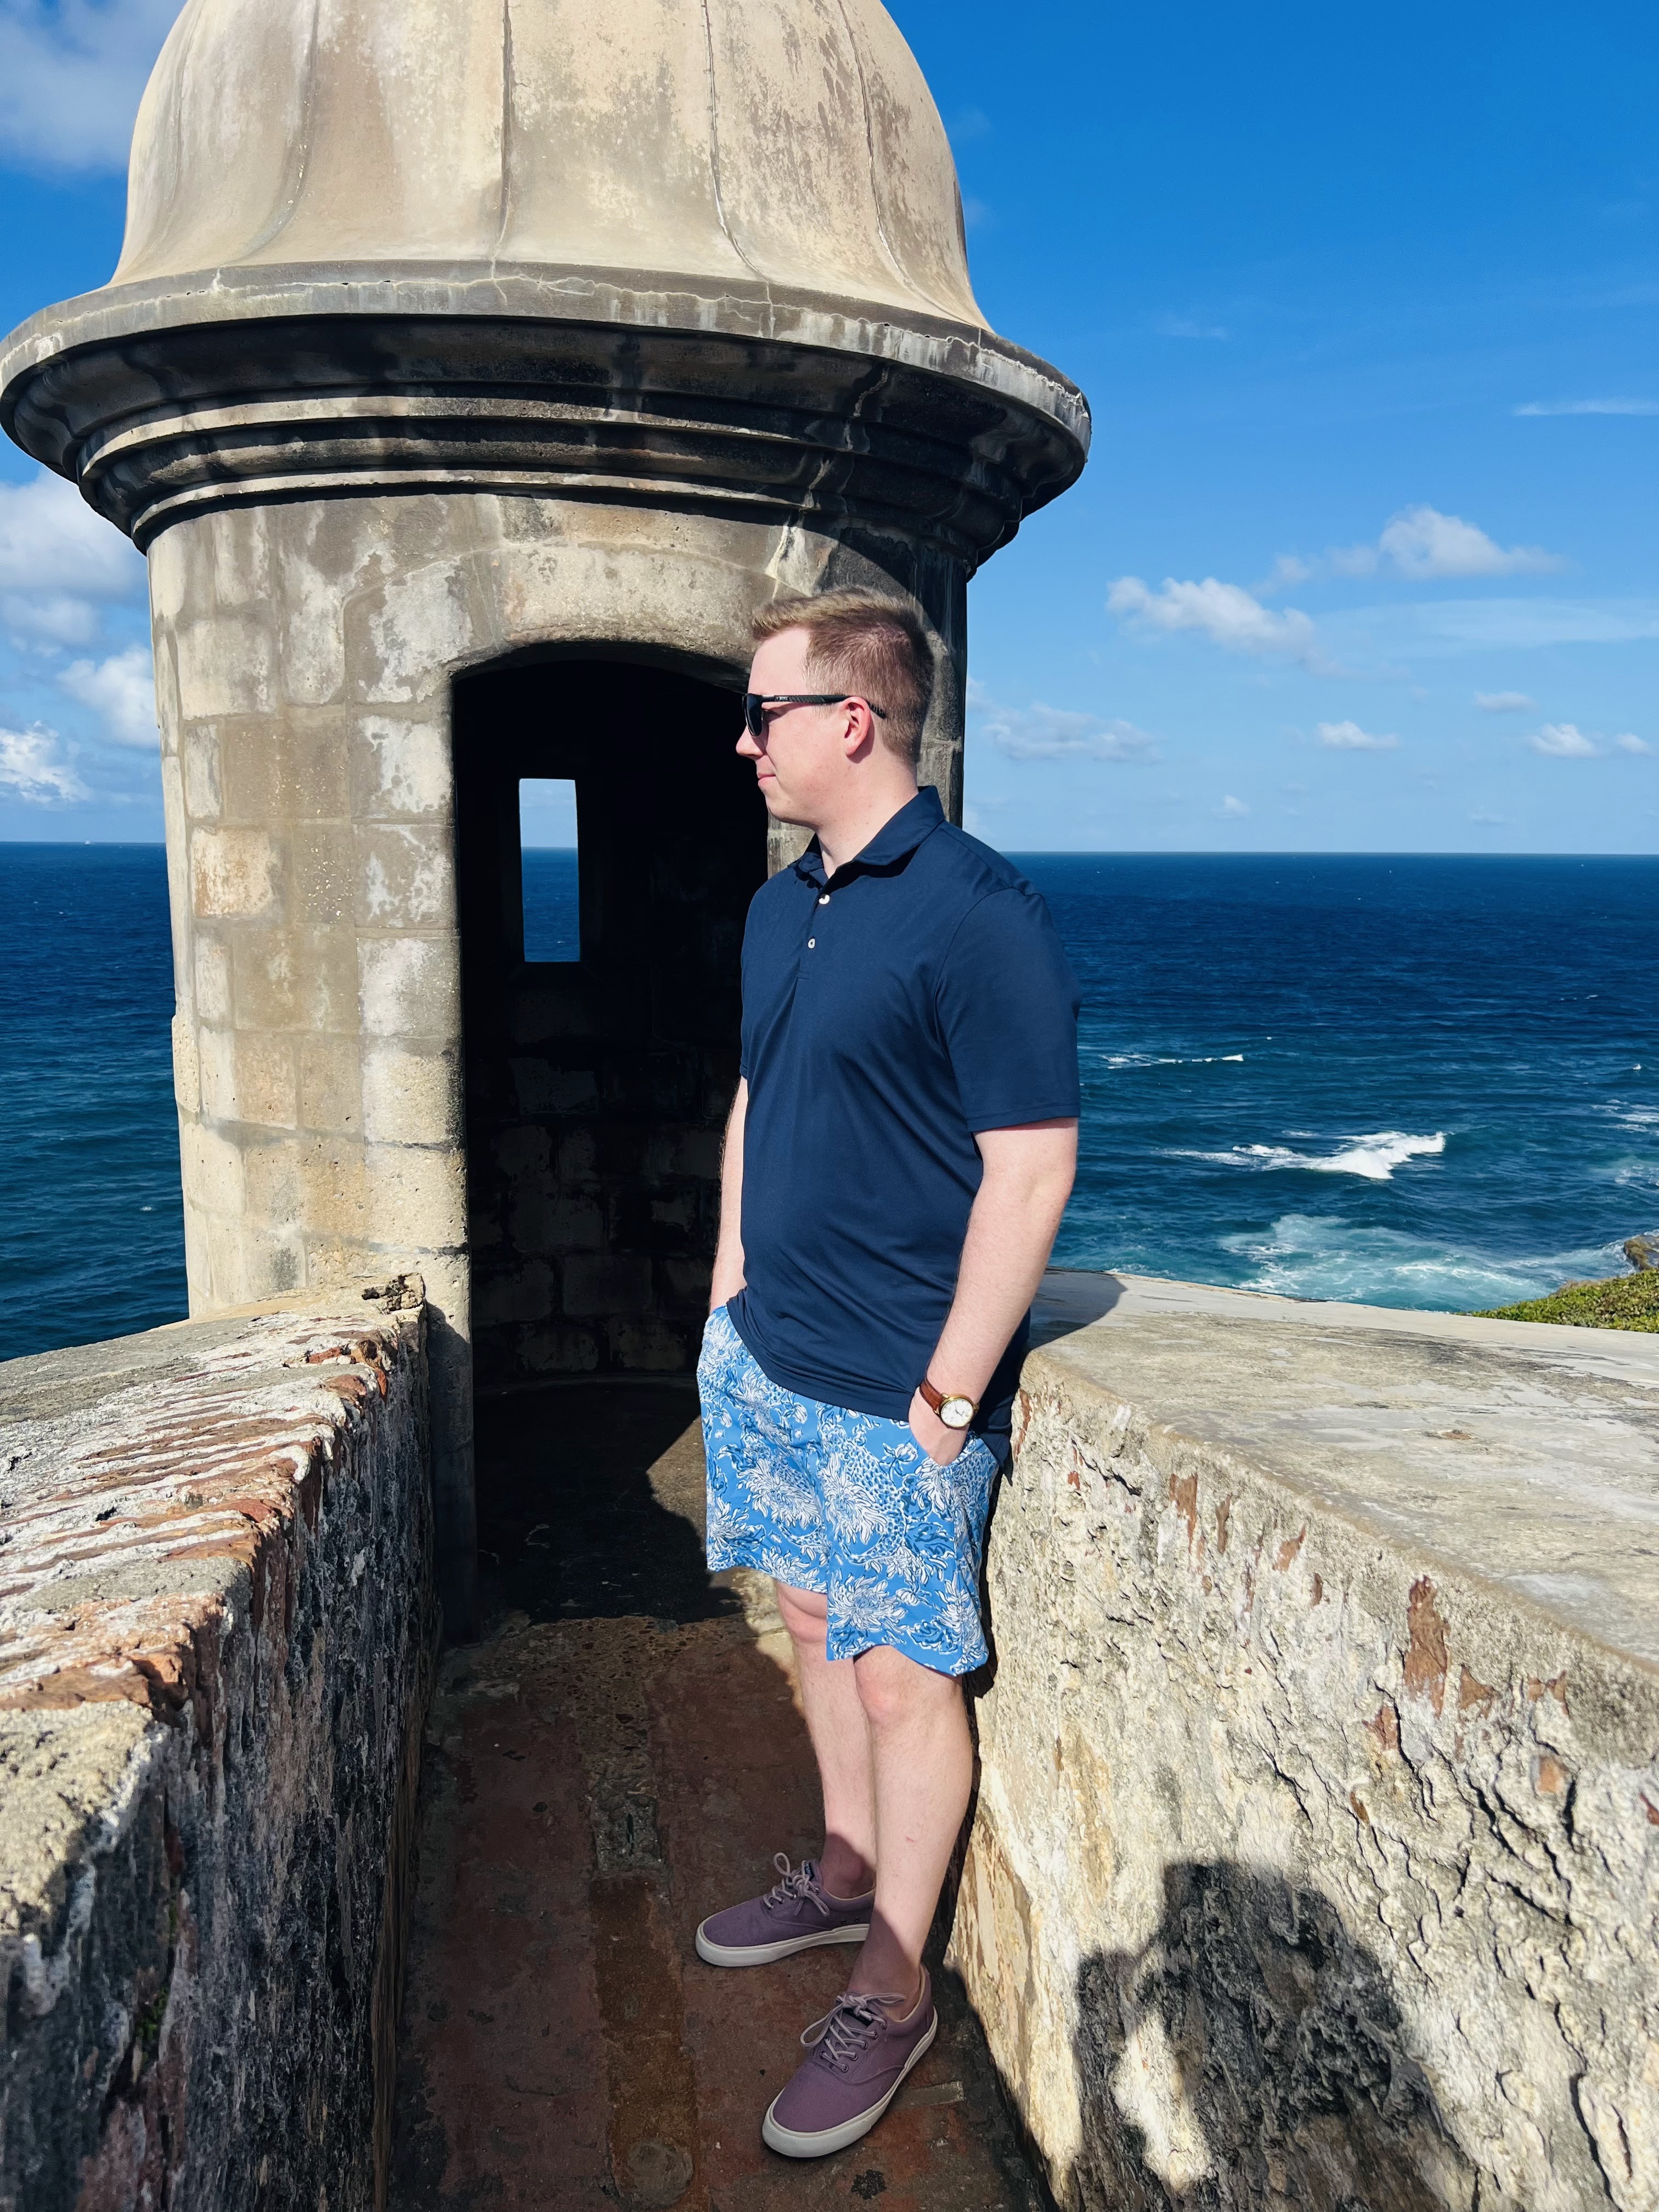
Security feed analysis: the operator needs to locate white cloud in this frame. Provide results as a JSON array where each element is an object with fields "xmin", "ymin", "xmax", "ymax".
[
  {"xmin": 60, "ymin": 643, "xmax": 155, "ymax": 746},
  {"xmin": 0, "ymin": 0, "xmax": 180, "ymax": 173},
  {"xmin": 0, "ymin": 470, "xmax": 144, "ymax": 643},
  {"xmin": 1215, "ymin": 794, "xmax": 1250, "ymax": 818},
  {"xmin": 3, "ymin": 591, "xmax": 100, "ymax": 645},
  {"xmin": 1515, "ymin": 398, "xmax": 1659, "ymax": 417},
  {"xmin": 1469, "ymin": 811, "xmax": 1512, "ymax": 826},
  {"xmin": 1263, "ymin": 506, "xmax": 1561, "ymax": 592},
  {"xmin": 0, "ymin": 723, "xmax": 86, "ymax": 802},
  {"xmin": 969, "ymin": 681, "xmax": 1158, "ymax": 763},
  {"xmin": 0, "ymin": 471, "xmax": 139, "ymax": 593},
  {"xmin": 1475, "ymin": 691, "xmax": 1534, "ymax": 712},
  {"xmin": 1530, "ymin": 722, "xmax": 1599, "ymax": 758},
  {"xmin": 1378, "ymin": 505, "xmax": 1559, "ymax": 579},
  {"xmin": 1108, "ymin": 575, "xmax": 1318, "ymax": 661},
  {"xmin": 1615, "ymin": 733, "xmax": 1651, "ymax": 755},
  {"xmin": 1317, "ymin": 719, "xmax": 1398, "ymax": 751}
]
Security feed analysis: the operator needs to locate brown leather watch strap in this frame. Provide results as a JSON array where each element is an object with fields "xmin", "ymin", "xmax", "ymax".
[{"xmin": 918, "ymin": 1378, "xmax": 978, "ymax": 1420}]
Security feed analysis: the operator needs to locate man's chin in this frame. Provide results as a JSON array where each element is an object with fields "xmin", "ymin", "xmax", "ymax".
[{"xmin": 759, "ymin": 787, "xmax": 811, "ymax": 828}]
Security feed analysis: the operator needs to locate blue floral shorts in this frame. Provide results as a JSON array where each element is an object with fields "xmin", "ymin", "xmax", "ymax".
[{"xmin": 696, "ymin": 1306, "xmax": 997, "ymax": 1676}]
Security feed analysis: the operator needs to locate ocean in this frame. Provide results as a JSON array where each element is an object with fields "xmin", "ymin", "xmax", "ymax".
[{"xmin": 3, "ymin": 844, "xmax": 1654, "ymax": 1361}]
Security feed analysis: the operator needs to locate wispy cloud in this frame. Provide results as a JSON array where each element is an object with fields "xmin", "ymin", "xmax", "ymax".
[
  {"xmin": 1615, "ymin": 733, "xmax": 1651, "ymax": 755},
  {"xmin": 1107, "ymin": 575, "xmax": 1319, "ymax": 663},
  {"xmin": 968, "ymin": 680, "xmax": 1158, "ymax": 762},
  {"xmin": 1514, "ymin": 398, "xmax": 1659, "ymax": 417},
  {"xmin": 0, "ymin": 0, "xmax": 180, "ymax": 173},
  {"xmin": 59, "ymin": 643, "xmax": 155, "ymax": 747},
  {"xmin": 1469, "ymin": 811, "xmax": 1512, "ymax": 826},
  {"xmin": 1152, "ymin": 313, "xmax": 1229, "ymax": 340},
  {"xmin": 1215, "ymin": 794, "xmax": 1250, "ymax": 819},
  {"xmin": 1265, "ymin": 505, "xmax": 1560, "ymax": 590},
  {"xmin": 1474, "ymin": 691, "xmax": 1535, "ymax": 712},
  {"xmin": 1320, "ymin": 597, "xmax": 1659, "ymax": 658},
  {"xmin": 0, "ymin": 723, "xmax": 85, "ymax": 802},
  {"xmin": 1317, "ymin": 720, "xmax": 1398, "ymax": 751},
  {"xmin": 1530, "ymin": 722, "xmax": 1600, "ymax": 759}
]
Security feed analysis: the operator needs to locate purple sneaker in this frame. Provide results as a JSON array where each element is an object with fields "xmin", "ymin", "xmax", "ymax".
[
  {"xmin": 761, "ymin": 1972, "xmax": 938, "ymax": 2158},
  {"xmin": 695, "ymin": 1854, "xmax": 873, "ymax": 1968}
]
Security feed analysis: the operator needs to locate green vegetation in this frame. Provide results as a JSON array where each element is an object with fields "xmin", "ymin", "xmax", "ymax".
[{"xmin": 1474, "ymin": 1269, "xmax": 1659, "ymax": 1333}]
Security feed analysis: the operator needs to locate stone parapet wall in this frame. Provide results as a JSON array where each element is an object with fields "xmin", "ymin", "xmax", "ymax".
[
  {"xmin": 950, "ymin": 1274, "xmax": 1659, "ymax": 2212},
  {"xmin": 0, "ymin": 1282, "xmax": 434, "ymax": 2212}
]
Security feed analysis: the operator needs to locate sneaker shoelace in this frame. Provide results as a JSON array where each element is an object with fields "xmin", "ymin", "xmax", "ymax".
[
  {"xmin": 799, "ymin": 1991, "xmax": 905, "ymax": 2075},
  {"xmin": 759, "ymin": 1853, "xmax": 833, "ymax": 1921}
]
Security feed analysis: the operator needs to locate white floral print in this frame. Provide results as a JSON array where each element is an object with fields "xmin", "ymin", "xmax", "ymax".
[{"xmin": 696, "ymin": 1306, "xmax": 996, "ymax": 1675}]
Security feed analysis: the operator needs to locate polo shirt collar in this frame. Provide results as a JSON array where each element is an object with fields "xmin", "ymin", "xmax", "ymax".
[{"xmin": 795, "ymin": 786, "xmax": 945, "ymax": 888}]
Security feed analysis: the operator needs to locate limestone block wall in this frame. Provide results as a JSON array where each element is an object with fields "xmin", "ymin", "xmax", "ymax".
[
  {"xmin": 0, "ymin": 1282, "xmax": 434, "ymax": 2212},
  {"xmin": 151, "ymin": 482, "xmax": 968, "ymax": 1589},
  {"xmin": 951, "ymin": 1275, "xmax": 1659, "ymax": 2212}
]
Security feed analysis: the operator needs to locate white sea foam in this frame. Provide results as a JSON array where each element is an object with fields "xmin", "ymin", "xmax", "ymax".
[
  {"xmin": 1172, "ymin": 1131, "xmax": 1447, "ymax": 1182},
  {"xmin": 1217, "ymin": 1214, "xmax": 1629, "ymax": 1310},
  {"xmin": 1103, "ymin": 1052, "xmax": 1246, "ymax": 1069}
]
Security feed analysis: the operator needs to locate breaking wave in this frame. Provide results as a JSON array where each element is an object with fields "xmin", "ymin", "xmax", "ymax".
[
  {"xmin": 1217, "ymin": 1215, "xmax": 1630, "ymax": 1310},
  {"xmin": 1171, "ymin": 1131, "xmax": 1447, "ymax": 1183}
]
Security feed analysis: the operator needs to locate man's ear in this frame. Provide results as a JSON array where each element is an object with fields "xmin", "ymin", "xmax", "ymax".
[{"xmin": 842, "ymin": 700, "xmax": 877, "ymax": 759}]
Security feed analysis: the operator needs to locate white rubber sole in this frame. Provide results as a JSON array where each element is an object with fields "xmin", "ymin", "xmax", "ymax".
[
  {"xmin": 760, "ymin": 2010, "xmax": 938, "ymax": 2158},
  {"xmin": 694, "ymin": 1918, "xmax": 870, "ymax": 1968}
]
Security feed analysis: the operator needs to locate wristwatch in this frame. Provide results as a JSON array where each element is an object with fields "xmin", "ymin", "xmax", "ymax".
[{"xmin": 918, "ymin": 1378, "xmax": 978, "ymax": 1431}]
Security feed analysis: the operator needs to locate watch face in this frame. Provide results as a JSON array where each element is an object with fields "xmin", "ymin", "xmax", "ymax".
[{"xmin": 940, "ymin": 1396, "xmax": 974, "ymax": 1429}]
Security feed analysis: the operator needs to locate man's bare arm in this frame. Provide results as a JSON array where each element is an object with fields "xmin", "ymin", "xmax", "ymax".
[
  {"xmin": 908, "ymin": 1118, "xmax": 1077, "ymax": 1461},
  {"xmin": 709, "ymin": 1078, "xmax": 749, "ymax": 1311}
]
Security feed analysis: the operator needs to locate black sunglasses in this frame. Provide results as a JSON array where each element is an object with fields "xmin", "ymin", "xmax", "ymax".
[{"xmin": 743, "ymin": 693, "xmax": 889, "ymax": 738}]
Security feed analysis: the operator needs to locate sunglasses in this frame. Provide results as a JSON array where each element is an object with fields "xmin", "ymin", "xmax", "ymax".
[{"xmin": 742, "ymin": 693, "xmax": 889, "ymax": 738}]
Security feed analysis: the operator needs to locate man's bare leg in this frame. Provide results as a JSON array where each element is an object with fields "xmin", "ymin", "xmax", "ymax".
[
  {"xmin": 775, "ymin": 1581, "xmax": 877, "ymax": 1897},
  {"xmin": 848, "ymin": 1644, "xmax": 973, "ymax": 2007}
]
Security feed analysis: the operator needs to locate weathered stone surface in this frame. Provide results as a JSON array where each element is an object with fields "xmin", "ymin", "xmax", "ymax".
[
  {"xmin": 0, "ymin": 1282, "xmax": 435, "ymax": 2212},
  {"xmin": 950, "ymin": 1273, "xmax": 1659, "ymax": 2212},
  {"xmin": 0, "ymin": 0, "xmax": 1087, "ymax": 1634}
]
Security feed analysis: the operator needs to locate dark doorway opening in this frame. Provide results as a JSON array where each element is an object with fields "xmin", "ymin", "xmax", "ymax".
[{"xmin": 456, "ymin": 655, "xmax": 766, "ymax": 1406}]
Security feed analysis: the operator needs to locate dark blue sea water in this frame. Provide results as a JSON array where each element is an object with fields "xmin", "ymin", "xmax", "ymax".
[{"xmin": 3, "ymin": 845, "xmax": 1655, "ymax": 1361}]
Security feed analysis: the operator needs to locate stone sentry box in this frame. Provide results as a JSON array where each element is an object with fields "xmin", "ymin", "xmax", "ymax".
[{"xmin": 0, "ymin": 0, "xmax": 1088, "ymax": 1627}]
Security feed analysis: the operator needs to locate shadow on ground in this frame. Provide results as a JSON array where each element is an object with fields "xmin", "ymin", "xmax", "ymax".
[{"xmin": 390, "ymin": 1379, "xmax": 1049, "ymax": 2211}]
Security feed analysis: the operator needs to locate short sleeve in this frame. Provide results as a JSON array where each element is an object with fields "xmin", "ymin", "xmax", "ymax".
[{"xmin": 935, "ymin": 887, "xmax": 1081, "ymax": 1130}]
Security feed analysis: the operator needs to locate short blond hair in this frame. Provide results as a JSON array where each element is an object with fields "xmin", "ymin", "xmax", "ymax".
[{"xmin": 752, "ymin": 589, "xmax": 934, "ymax": 766}]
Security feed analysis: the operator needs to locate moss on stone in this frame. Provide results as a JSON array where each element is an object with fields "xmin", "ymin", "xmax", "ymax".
[{"xmin": 1474, "ymin": 1270, "xmax": 1659, "ymax": 1331}]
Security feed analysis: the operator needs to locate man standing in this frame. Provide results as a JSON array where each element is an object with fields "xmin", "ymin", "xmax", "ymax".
[{"xmin": 695, "ymin": 589, "xmax": 1080, "ymax": 2159}]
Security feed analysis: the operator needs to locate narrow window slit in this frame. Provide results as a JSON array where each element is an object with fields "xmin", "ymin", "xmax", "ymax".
[{"xmin": 518, "ymin": 778, "xmax": 580, "ymax": 963}]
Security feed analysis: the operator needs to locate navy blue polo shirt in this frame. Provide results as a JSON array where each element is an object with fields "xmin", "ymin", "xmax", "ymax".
[{"xmin": 727, "ymin": 786, "xmax": 1080, "ymax": 1446}]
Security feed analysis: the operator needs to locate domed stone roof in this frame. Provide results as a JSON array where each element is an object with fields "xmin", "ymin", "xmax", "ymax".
[
  {"xmin": 0, "ymin": 0, "xmax": 1087, "ymax": 557},
  {"xmin": 116, "ymin": 0, "xmax": 981, "ymax": 329}
]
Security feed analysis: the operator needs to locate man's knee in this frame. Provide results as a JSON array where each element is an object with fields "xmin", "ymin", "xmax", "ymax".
[
  {"xmin": 774, "ymin": 1579, "xmax": 828, "ymax": 1649},
  {"xmin": 854, "ymin": 1643, "xmax": 957, "ymax": 1731}
]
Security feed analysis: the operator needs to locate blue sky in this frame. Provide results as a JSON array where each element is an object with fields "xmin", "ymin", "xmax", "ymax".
[{"xmin": 1, "ymin": 0, "xmax": 1655, "ymax": 850}]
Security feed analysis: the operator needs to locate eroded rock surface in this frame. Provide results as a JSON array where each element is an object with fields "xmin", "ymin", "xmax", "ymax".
[
  {"xmin": 951, "ymin": 1273, "xmax": 1659, "ymax": 2212},
  {"xmin": 0, "ymin": 1284, "xmax": 433, "ymax": 2212}
]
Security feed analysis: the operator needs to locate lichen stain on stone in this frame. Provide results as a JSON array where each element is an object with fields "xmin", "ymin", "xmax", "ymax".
[
  {"xmin": 1168, "ymin": 1466, "xmax": 1199, "ymax": 1556},
  {"xmin": 1274, "ymin": 1526, "xmax": 1306, "ymax": 1572},
  {"xmin": 1402, "ymin": 1576, "xmax": 1449, "ymax": 1714},
  {"xmin": 1458, "ymin": 1665, "xmax": 1496, "ymax": 1714}
]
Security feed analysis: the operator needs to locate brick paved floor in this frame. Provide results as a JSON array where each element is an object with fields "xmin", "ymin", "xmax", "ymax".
[{"xmin": 389, "ymin": 1382, "xmax": 1048, "ymax": 2212}]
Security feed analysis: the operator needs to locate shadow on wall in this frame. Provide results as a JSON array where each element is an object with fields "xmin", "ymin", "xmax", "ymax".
[{"xmin": 1068, "ymin": 1862, "xmax": 1469, "ymax": 2212}]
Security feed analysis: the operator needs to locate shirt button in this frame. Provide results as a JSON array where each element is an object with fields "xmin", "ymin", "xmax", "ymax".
[
  {"xmin": 817, "ymin": 894, "xmax": 830, "ymax": 906},
  {"xmin": 807, "ymin": 938, "xmax": 816, "ymax": 949}
]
